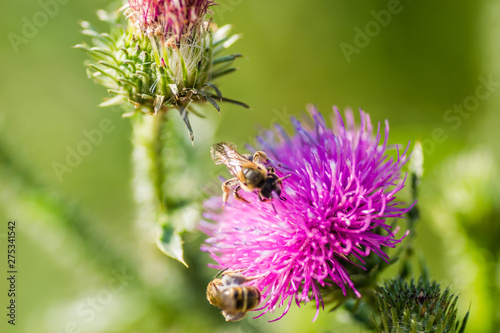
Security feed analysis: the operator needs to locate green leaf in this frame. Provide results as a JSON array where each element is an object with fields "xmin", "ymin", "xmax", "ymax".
[
  {"xmin": 90, "ymin": 47, "xmax": 118, "ymax": 63},
  {"xmin": 156, "ymin": 223, "xmax": 188, "ymax": 267},
  {"xmin": 203, "ymin": 82, "xmax": 222, "ymax": 100},
  {"xmin": 203, "ymin": 94, "xmax": 220, "ymax": 113},
  {"xmin": 208, "ymin": 94, "xmax": 250, "ymax": 109},
  {"xmin": 212, "ymin": 54, "xmax": 242, "ymax": 65},
  {"xmin": 98, "ymin": 60, "xmax": 126, "ymax": 76},
  {"xmin": 211, "ymin": 67, "xmax": 237, "ymax": 80},
  {"xmin": 177, "ymin": 105, "xmax": 194, "ymax": 143},
  {"xmin": 88, "ymin": 64, "xmax": 119, "ymax": 82},
  {"xmin": 99, "ymin": 95, "xmax": 125, "ymax": 107},
  {"xmin": 457, "ymin": 306, "xmax": 470, "ymax": 333}
]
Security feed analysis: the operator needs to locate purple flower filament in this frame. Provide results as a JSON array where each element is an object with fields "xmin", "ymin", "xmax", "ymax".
[
  {"xmin": 128, "ymin": 0, "xmax": 213, "ymax": 40},
  {"xmin": 202, "ymin": 106, "xmax": 411, "ymax": 321}
]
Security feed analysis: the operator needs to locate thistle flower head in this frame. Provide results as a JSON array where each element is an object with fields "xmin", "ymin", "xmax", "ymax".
[
  {"xmin": 76, "ymin": 2, "xmax": 246, "ymax": 142},
  {"xmin": 201, "ymin": 106, "xmax": 411, "ymax": 320},
  {"xmin": 375, "ymin": 277, "xmax": 469, "ymax": 332},
  {"xmin": 127, "ymin": 0, "xmax": 214, "ymax": 41}
]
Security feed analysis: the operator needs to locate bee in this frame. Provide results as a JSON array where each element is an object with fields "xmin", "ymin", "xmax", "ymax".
[
  {"xmin": 206, "ymin": 270, "xmax": 261, "ymax": 322},
  {"xmin": 210, "ymin": 142, "xmax": 289, "ymax": 207}
]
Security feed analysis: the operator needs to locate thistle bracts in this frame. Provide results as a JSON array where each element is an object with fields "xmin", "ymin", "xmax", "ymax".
[
  {"xmin": 75, "ymin": 1, "xmax": 245, "ymax": 141},
  {"xmin": 374, "ymin": 278, "xmax": 469, "ymax": 333}
]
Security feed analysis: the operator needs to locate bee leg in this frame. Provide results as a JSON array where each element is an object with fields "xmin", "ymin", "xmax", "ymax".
[
  {"xmin": 222, "ymin": 178, "xmax": 240, "ymax": 207},
  {"xmin": 257, "ymin": 191, "xmax": 270, "ymax": 202},
  {"xmin": 234, "ymin": 186, "xmax": 251, "ymax": 204},
  {"xmin": 222, "ymin": 270, "xmax": 265, "ymax": 283}
]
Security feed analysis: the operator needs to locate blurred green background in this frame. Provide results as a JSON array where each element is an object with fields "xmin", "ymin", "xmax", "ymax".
[{"xmin": 1, "ymin": 0, "xmax": 499, "ymax": 332}]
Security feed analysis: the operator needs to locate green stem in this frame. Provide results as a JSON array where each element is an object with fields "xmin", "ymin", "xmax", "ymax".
[
  {"xmin": 131, "ymin": 112, "xmax": 187, "ymax": 266},
  {"xmin": 132, "ymin": 113, "xmax": 167, "ymax": 229}
]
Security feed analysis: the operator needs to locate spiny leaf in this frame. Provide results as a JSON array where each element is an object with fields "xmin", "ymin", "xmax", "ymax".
[
  {"xmin": 119, "ymin": 78, "xmax": 140, "ymax": 89},
  {"xmin": 457, "ymin": 307, "xmax": 470, "ymax": 333},
  {"xmin": 178, "ymin": 105, "xmax": 194, "ymax": 143},
  {"xmin": 81, "ymin": 29, "xmax": 101, "ymax": 38},
  {"xmin": 108, "ymin": 89, "xmax": 126, "ymax": 95},
  {"xmin": 123, "ymin": 59, "xmax": 137, "ymax": 72},
  {"xmin": 98, "ymin": 60, "xmax": 126, "ymax": 76},
  {"xmin": 88, "ymin": 64, "xmax": 119, "ymax": 82},
  {"xmin": 99, "ymin": 95, "xmax": 126, "ymax": 107},
  {"xmin": 203, "ymin": 82, "xmax": 222, "ymax": 100},
  {"xmin": 212, "ymin": 54, "xmax": 243, "ymax": 65},
  {"xmin": 212, "ymin": 24, "xmax": 233, "ymax": 44},
  {"xmin": 211, "ymin": 67, "xmax": 236, "ymax": 80},
  {"xmin": 204, "ymin": 94, "xmax": 220, "ymax": 113},
  {"xmin": 208, "ymin": 94, "xmax": 250, "ymax": 109},
  {"xmin": 133, "ymin": 70, "xmax": 149, "ymax": 80},
  {"xmin": 213, "ymin": 34, "xmax": 241, "ymax": 55},
  {"xmin": 90, "ymin": 47, "xmax": 118, "ymax": 62},
  {"xmin": 99, "ymin": 33, "xmax": 116, "ymax": 46},
  {"xmin": 74, "ymin": 44, "xmax": 90, "ymax": 52}
]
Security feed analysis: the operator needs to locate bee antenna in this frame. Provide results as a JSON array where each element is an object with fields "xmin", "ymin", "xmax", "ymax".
[{"xmin": 215, "ymin": 267, "xmax": 229, "ymax": 278}]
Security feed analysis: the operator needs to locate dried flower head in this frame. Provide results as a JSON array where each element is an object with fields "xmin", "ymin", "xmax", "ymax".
[{"xmin": 201, "ymin": 106, "xmax": 411, "ymax": 321}]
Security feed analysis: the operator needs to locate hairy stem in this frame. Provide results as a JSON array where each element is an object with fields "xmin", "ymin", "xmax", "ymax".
[
  {"xmin": 132, "ymin": 113, "xmax": 167, "ymax": 231},
  {"xmin": 131, "ymin": 112, "xmax": 187, "ymax": 265}
]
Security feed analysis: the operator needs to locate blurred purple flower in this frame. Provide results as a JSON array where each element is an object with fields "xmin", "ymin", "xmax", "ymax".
[
  {"xmin": 201, "ymin": 106, "xmax": 412, "ymax": 321},
  {"xmin": 127, "ymin": 0, "xmax": 214, "ymax": 40}
]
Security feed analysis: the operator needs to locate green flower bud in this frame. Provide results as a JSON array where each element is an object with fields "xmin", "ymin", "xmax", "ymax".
[
  {"xmin": 374, "ymin": 277, "xmax": 469, "ymax": 333},
  {"xmin": 76, "ymin": 1, "xmax": 247, "ymax": 142}
]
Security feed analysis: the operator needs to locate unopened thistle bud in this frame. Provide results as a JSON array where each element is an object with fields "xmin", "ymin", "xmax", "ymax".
[
  {"xmin": 76, "ymin": 0, "xmax": 246, "ymax": 141},
  {"xmin": 374, "ymin": 277, "xmax": 469, "ymax": 333}
]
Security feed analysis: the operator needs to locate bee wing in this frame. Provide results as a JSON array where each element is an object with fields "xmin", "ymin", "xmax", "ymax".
[
  {"xmin": 211, "ymin": 142, "xmax": 239, "ymax": 165},
  {"xmin": 211, "ymin": 142, "xmax": 256, "ymax": 179},
  {"xmin": 221, "ymin": 310, "xmax": 247, "ymax": 322}
]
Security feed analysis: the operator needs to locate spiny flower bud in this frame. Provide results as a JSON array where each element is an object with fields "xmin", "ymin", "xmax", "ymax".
[
  {"xmin": 76, "ymin": 1, "xmax": 246, "ymax": 141},
  {"xmin": 374, "ymin": 277, "xmax": 469, "ymax": 333}
]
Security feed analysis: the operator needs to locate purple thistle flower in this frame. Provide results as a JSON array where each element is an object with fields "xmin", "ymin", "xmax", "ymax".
[
  {"xmin": 201, "ymin": 106, "xmax": 412, "ymax": 321},
  {"xmin": 127, "ymin": 0, "xmax": 214, "ymax": 40}
]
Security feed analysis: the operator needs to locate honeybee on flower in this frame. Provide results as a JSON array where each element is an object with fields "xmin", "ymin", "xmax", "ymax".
[{"xmin": 202, "ymin": 106, "xmax": 412, "ymax": 321}]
